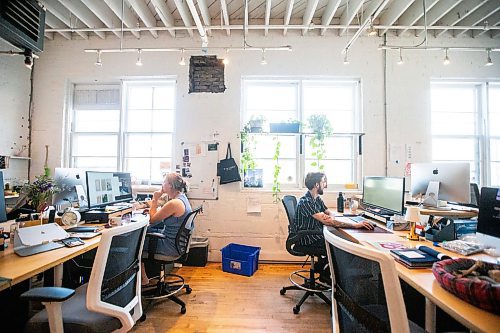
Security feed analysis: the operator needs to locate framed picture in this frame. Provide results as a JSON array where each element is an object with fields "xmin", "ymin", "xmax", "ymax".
[{"xmin": 244, "ymin": 169, "xmax": 263, "ymax": 188}]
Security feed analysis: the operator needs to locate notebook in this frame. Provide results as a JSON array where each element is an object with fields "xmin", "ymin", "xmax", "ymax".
[{"xmin": 390, "ymin": 245, "xmax": 451, "ymax": 268}]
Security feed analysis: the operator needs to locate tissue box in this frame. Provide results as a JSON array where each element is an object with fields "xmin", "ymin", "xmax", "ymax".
[{"xmin": 386, "ymin": 220, "xmax": 411, "ymax": 231}]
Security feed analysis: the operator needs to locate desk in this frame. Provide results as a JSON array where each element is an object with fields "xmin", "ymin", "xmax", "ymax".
[
  {"xmin": 419, "ymin": 207, "xmax": 478, "ymax": 219},
  {"xmin": 325, "ymin": 225, "xmax": 499, "ymax": 333}
]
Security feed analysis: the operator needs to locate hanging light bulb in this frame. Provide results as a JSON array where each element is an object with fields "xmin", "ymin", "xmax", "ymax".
[
  {"xmin": 443, "ymin": 48, "xmax": 450, "ymax": 65},
  {"xmin": 222, "ymin": 49, "xmax": 229, "ymax": 65},
  {"xmin": 343, "ymin": 51, "xmax": 349, "ymax": 65},
  {"xmin": 179, "ymin": 49, "xmax": 186, "ymax": 66},
  {"xmin": 367, "ymin": 17, "xmax": 377, "ymax": 36},
  {"xmin": 485, "ymin": 49, "xmax": 493, "ymax": 66},
  {"xmin": 136, "ymin": 49, "xmax": 143, "ymax": 66},
  {"xmin": 397, "ymin": 48, "xmax": 404, "ymax": 65},
  {"xmin": 261, "ymin": 49, "xmax": 267, "ymax": 65},
  {"xmin": 95, "ymin": 50, "xmax": 102, "ymax": 66}
]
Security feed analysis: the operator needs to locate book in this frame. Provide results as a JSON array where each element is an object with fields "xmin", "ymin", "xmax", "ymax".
[
  {"xmin": 390, "ymin": 245, "xmax": 451, "ymax": 268},
  {"xmin": 368, "ymin": 241, "xmax": 408, "ymax": 252}
]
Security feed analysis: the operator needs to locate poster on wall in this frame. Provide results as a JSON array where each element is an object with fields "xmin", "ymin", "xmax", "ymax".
[{"xmin": 181, "ymin": 142, "xmax": 219, "ymax": 200}]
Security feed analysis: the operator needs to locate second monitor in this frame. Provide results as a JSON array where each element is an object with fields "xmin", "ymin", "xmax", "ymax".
[
  {"xmin": 362, "ymin": 176, "xmax": 406, "ymax": 216},
  {"xmin": 86, "ymin": 171, "xmax": 133, "ymax": 209}
]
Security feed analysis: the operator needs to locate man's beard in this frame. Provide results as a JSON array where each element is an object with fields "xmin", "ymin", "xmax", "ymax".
[{"xmin": 318, "ymin": 187, "xmax": 324, "ymax": 195}]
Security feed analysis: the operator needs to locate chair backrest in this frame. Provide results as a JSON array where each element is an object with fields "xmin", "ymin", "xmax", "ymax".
[
  {"xmin": 175, "ymin": 205, "xmax": 203, "ymax": 256},
  {"xmin": 282, "ymin": 195, "xmax": 297, "ymax": 225},
  {"xmin": 86, "ymin": 219, "xmax": 148, "ymax": 332},
  {"xmin": 470, "ymin": 183, "xmax": 480, "ymax": 206},
  {"xmin": 324, "ymin": 228, "xmax": 411, "ymax": 333}
]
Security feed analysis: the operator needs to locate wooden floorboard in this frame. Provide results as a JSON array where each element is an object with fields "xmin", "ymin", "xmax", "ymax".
[{"xmin": 133, "ymin": 263, "xmax": 332, "ymax": 332}]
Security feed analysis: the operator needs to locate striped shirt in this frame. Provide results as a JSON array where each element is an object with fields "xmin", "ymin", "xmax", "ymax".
[{"xmin": 293, "ymin": 191, "xmax": 328, "ymax": 245}]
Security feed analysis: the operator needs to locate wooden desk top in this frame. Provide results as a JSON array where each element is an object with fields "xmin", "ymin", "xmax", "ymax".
[
  {"xmin": 326, "ymin": 226, "xmax": 499, "ymax": 333},
  {"xmin": 419, "ymin": 207, "xmax": 478, "ymax": 219}
]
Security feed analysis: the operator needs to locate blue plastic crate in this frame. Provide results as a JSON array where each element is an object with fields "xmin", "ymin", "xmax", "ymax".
[{"xmin": 221, "ymin": 243, "xmax": 261, "ymax": 277}]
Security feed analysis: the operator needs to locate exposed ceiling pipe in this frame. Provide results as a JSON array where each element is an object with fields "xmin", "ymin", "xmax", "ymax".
[{"xmin": 185, "ymin": 0, "xmax": 209, "ymax": 49}]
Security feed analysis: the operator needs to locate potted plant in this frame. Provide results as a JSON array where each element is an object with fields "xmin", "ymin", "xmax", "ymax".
[
  {"xmin": 21, "ymin": 174, "xmax": 58, "ymax": 213},
  {"xmin": 307, "ymin": 114, "xmax": 333, "ymax": 171},
  {"xmin": 272, "ymin": 137, "xmax": 281, "ymax": 203},
  {"xmin": 269, "ymin": 119, "xmax": 301, "ymax": 133},
  {"xmin": 247, "ymin": 115, "xmax": 266, "ymax": 133}
]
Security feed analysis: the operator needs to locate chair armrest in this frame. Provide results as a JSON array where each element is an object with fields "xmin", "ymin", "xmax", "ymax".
[
  {"xmin": 146, "ymin": 232, "xmax": 166, "ymax": 239},
  {"xmin": 20, "ymin": 287, "xmax": 75, "ymax": 303}
]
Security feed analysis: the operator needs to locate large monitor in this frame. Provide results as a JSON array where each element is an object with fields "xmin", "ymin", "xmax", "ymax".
[
  {"xmin": 52, "ymin": 168, "xmax": 88, "ymax": 208},
  {"xmin": 86, "ymin": 171, "xmax": 133, "ymax": 208},
  {"xmin": 476, "ymin": 187, "xmax": 500, "ymax": 249},
  {"xmin": 362, "ymin": 176, "xmax": 405, "ymax": 216},
  {"xmin": 410, "ymin": 162, "xmax": 470, "ymax": 204}
]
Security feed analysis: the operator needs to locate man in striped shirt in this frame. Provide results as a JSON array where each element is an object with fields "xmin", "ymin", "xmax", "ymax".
[{"xmin": 294, "ymin": 172, "xmax": 373, "ymax": 250}]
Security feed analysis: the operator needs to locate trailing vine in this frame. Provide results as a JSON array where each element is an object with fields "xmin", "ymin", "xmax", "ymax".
[
  {"xmin": 272, "ymin": 137, "xmax": 281, "ymax": 203},
  {"xmin": 307, "ymin": 114, "xmax": 333, "ymax": 171}
]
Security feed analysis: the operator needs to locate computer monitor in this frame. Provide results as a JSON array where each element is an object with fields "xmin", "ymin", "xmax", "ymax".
[
  {"xmin": 476, "ymin": 187, "xmax": 500, "ymax": 249},
  {"xmin": 362, "ymin": 176, "xmax": 405, "ymax": 216},
  {"xmin": 410, "ymin": 162, "xmax": 470, "ymax": 204},
  {"xmin": 52, "ymin": 168, "xmax": 88, "ymax": 208},
  {"xmin": 86, "ymin": 171, "xmax": 133, "ymax": 208},
  {"xmin": 0, "ymin": 171, "xmax": 7, "ymax": 222}
]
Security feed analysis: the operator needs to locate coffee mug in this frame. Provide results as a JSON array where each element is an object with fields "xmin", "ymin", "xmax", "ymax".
[{"xmin": 109, "ymin": 216, "xmax": 122, "ymax": 226}]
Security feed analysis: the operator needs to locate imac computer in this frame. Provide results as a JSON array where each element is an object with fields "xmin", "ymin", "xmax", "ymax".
[
  {"xmin": 52, "ymin": 168, "xmax": 88, "ymax": 209},
  {"xmin": 410, "ymin": 162, "xmax": 470, "ymax": 205},
  {"xmin": 476, "ymin": 187, "xmax": 500, "ymax": 249},
  {"xmin": 86, "ymin": 171, "xmax": 133, "ymax": 209},
  {"xmin": 362, "ymin": 176, "xmax": 406, "ymax": 216}
]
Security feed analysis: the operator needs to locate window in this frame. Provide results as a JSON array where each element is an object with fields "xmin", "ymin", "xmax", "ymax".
[
  {"xmin": 68, "ymin": 81, "xmax": 175, "ymax": 183},
  {"xmin": 431, "ymin": 81, "xmax": 500, "ymax": 187},
  {"xmin": 241, "ymin": 79, "xmax": 362, "ymax": 189}
]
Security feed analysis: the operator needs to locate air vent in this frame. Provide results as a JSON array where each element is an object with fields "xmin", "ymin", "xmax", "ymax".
[{"xmin": 0, "ymin": 0, "xmax": 45, "ymax": 52}]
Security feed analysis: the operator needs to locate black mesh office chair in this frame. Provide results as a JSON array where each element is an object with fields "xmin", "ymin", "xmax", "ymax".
[
  {"xmin": 324, "ymin": 227, "xmax": 424, "ymax": 333},
  {"xmin": 279, "ymin": 195, "xmax": 331, "ymax": 314},
  {"xmin": 21, "ymin": 220, "xmax": 148, "ymax": 333},
  {"xmin": 141, "ymin": 206, "xmax": 202, "ymax": 315}
]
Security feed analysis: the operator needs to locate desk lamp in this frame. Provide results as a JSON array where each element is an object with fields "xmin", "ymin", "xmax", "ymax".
[{"xmin": 405, "ymin": 206, "xmax": 421, "ymax": 241}]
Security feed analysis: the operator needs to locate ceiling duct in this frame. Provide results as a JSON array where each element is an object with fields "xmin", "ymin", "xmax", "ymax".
[{"xmin": 0, "ymin": 0, "xmax": 45, "ymax": 52}]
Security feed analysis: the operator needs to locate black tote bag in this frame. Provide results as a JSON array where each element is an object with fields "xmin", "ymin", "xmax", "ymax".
[{"xmin": 217, "ymin": 143, "xmax": 241, "ymax": 184}]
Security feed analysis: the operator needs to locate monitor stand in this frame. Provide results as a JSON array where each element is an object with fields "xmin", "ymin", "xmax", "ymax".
[{"xmin": 422, "ymin": 181, "xmax": 447, "ymax": 208}]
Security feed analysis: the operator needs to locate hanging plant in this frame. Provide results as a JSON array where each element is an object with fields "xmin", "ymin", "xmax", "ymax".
[
  {"xmin": 240, "ymin": 125, "xmax": 256, "ymax": 173},
  {"xmin": 307, "ymin": 114, "xmax": 333, "ymax": 171},
  {"xmin": 272, "ymin": 137, "xmax": 281, "ymax": 203}
]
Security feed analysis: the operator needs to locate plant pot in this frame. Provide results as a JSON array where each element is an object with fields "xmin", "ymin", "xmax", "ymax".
[
  {"xmin": 249, "ymin": 120, "xmax": 265, "ymax": 133},
  {"xmin": 269, "ymin": 123, "xmax": 300, "ymax": 133}
]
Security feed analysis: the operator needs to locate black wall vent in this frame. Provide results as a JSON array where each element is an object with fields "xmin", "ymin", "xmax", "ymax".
[{"xmin": 0, "ymin": 0, "xmax": 45, "ymax": 52}]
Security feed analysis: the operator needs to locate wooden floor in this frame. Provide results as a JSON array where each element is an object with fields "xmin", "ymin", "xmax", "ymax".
[{"xmin": 133, "ymin": 263, "xmax": 332, "ymax": 332}]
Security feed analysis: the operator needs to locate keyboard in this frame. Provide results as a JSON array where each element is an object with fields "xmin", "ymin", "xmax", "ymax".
[
  {"xmin": 15, "ymin": 242, "xmax": 65, "ymax": 257},
  {"xmin": 348, "ymin": 216, "xmax": 367, "ymax": 223}
]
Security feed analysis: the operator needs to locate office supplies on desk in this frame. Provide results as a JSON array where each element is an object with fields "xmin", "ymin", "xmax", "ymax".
[
  {"xmin": 66, "ymin": 226, "xmax": 100, "ymax": 233},
  {"xmin": 61, "ymin": 237, "xmax": 85, "ymax": 247}
]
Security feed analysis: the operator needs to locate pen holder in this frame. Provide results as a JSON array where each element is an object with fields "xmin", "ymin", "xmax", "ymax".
[{"xmin": 425, "ymin": 220, "xmax": 456, "ymax": 242}]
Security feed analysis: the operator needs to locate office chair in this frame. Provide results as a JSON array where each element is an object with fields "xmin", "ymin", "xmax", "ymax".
[
  {"xmin": 324, "ymin": 228, "xmax": 424, "ymax": 333},
  {"xmin": 470, "ymin": 183, "xmax": 480, "ymax": 207},
  {"xmin": 141, "ymin": 206, "xmax": 202, "ymax": 315},
  {"xmin": 21, "ymin": 220, "xmax": 149, "ymax": 333},
  {"xmin": 279, "ymin": 195, "xmax": 331, "ymax": 314}
]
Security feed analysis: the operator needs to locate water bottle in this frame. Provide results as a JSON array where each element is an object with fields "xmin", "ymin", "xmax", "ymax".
[{"xmin": 337, "ymin": 192, "xmax": 344, "ymax": 213}]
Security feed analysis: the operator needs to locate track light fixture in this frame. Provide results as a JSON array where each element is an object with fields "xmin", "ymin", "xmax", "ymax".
[
  {"xmin": 260, "ymin": 49, "xmax": 267, "ymax": 65},
  {"xmin": 443, "ymin": 48, "xmax": 450, "ymax": 65},
  {"xmin": 95, "ymin": 50, "xmax": 102, "ymax": 66},
  {"xmin": 179, "ymin": 49, "xmax": 186, "ymax": 66},
  {"xmin": 367, "ymin": 16, "xmax": 377, "ymax": 37},
  {"xmin": 343, "ymin": 51, "xmax": 349, "ymax": 65},
  {"xmin": 136, "ymin": 49, "xmax": 143, "ymax": 66},
  {"xmin": 222, "ymin": 49, "xmax": 229, "ymax": 65},
  {"xmin": 397, "ymin": 48, "xmax": 404, "ymax": 65},
  {"xmin": 485, "ymin": 49, "xmax": 493, "ymax": 66}
]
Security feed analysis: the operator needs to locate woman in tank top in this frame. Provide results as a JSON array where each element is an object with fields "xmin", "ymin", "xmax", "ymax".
[{"xmin": 141, "ymin": 172, "xmax": 192, "ymax": 287}]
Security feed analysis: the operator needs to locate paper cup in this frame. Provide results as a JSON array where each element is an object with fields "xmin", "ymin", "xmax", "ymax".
[{"xmin": 109, "ymin": 216, "xmax": 122, "ymax": 226}]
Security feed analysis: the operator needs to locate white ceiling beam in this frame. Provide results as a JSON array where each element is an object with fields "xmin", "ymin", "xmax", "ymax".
[
  {"xmin": 185, "ymin": 0, "xmax": 208, "ymax": 45},
  {"xmin": 197, "ymin": 0, "xmax": 212, "ymax": 37},
  {"xmin": 103, "ymin": 0, "xmax": 141, "ymax": 39},
  {"xmin": 302, "ymin": 0, "xmax": 319, "ymax": 36},
  {"xmin": 283, "ymin": 0, "xmax": 294, "ymax": 36},
  {"xmin": 44, "ymin": 11, "xmax": 71, "ymax": 39},
  {"xmin": 475, "ymin": 11, "xmax": 500, "ymax": 37},
  {"xmin": 454, "ymin": 2, "xmax": 500, "ymax": 37},
  {"xmin": 244, "ymin": 0, "xmax": 249, "ymax": 37},
  {"xmin": 396, "ymin": 0, "xmax": 439, "ymax": 37},
  {"xmin": 173, "ymin": 0, "xmax": 194, "ymax": 37},
  {"xmin": 414, "ymin": 0, "xmax": 462, "ymax": 37},
  {"xmin": 57, "ymin": 0, "xmax": 106, "ymax": 39},
  {"xmin": 81, "ymin": 0, "xmax": 121, "ymax": 38},
  {"xmin": 150, "ymin": 0, "xmax": 176, "ymax": 38},
  {"xmin": 378, "ymin": 0, "xmax": 415, "ymax": 36},
  {"xmin": 219, "ymin": 0, "xmax": 230, "ymax": 36},
  {"xmin": 320, "ymin": 0, "xmax": 341, "ymax": 36},
  {"xmin": 435, "ymin": 0, "xmax": 487, "ymax": 37},
  {"xmin": 127, "ymin": 0, "xmax": 158, "ymax": 38},
  {"xmin": 339, "ymin": 0, "xmax": 364, "ymax": 36},
  {"xmin": 264, "ymin": 0, "xmax": 272, "ymax": 36},
  {"xmin": 40, "ymin": 0, "xmax": 88, "ymax": 39}
]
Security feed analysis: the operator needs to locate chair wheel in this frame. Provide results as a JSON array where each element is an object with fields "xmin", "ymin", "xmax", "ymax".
[
  {"xmin": 186, "ymin": 287, "xmax": 192, "ymax": 294},
  {"xmin": 280, "ymin": 288, "xmax": 286, "ymax": 295},
  {"xmin": 139, "ymin": 314, "xmax": 146, "ymax": 322},
  {"xmin": 181, "ymin": 307, "xmax": 186, "ymax": 314},
  {"xmin": 293, "ymin": 306, "xmax": 300, "ymax": 314}
]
